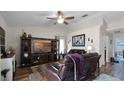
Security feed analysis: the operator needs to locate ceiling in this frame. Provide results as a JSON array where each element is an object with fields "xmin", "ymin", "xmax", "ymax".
[
  {"xmin": 0, "ymin": 11, "xmax": 100, "ymax": 26},
  {"xmin": 1, "ymin": 11, "xmax": 124, "ymax": 30}
]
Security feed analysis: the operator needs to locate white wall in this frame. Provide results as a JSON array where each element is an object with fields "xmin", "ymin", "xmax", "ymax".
[
  {"xmin": 98, "ymin": 19, "xmax": 113, "ymax": 67},
  {"xmin": 108, "ymin": 33, "xmax": 113, "ymax": 58},
  {"xmin": 6, "ymin": 27, "xmax": 68, "ymax": 66},
  {"xmin": 67, "ymin": 25, "xmax": 100, "ymax": 53},
  {"xmin": 67, "ymin": 25, "xmax": 107, "ymax": 67},
  {"xmin": 0, "ymin": 14, "xmax": 8, "ymax": 32},
  {"xmin": 113, "ymin": 32, "xmax": 124, "ymax": 40},
  {"xmin": 66, "ymin": 12, "xmax": 104, "ymax": 54}
]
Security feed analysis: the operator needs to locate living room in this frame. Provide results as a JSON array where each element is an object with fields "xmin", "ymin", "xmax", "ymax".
[
  {"xmin": 0, "ymin": 11, "xmax": 124, "ymax": 81},
  {"xmin": 1, "ymin": 0, "xmax": 124, "ymax": 93}
]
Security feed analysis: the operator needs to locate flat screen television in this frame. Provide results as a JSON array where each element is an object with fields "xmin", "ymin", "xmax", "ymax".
[{"xmin": 31, "ymin": 40, "xmax": 51, "ymax": 53}]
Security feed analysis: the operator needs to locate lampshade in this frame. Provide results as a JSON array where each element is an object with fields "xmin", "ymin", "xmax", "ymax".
[{"xmin": 87, "ymin": 45, "xmax": 93, "ymax": 53}]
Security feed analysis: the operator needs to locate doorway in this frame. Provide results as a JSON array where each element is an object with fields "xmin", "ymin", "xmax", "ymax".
[
  {"xmin": 55, "ymin": 36, "xmax": 66, "ymax": 60},
  {"xmin": 114, "ymin": 39, "xmax": 124, "ymax": 62}
]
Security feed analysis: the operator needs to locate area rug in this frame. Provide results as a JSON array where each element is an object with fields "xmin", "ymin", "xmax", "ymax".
[
  {"xmin": 94, "ymin": 73, "xmax": 121, "ymax": 81},
  {"xmin": 28, "ymin": 66, "xmax": 47, "ymax": 81}
]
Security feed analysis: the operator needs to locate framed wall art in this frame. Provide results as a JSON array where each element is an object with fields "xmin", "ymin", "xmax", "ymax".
[{"xmin": 72, "ymin": 34, "xmax": 85, "ymax": 46}]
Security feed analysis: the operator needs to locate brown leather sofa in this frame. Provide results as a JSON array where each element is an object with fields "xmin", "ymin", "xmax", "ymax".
[
  {"xmin": 68, "ymin": 49, "xmax": 86, "ymax": 54},
  {"xmin": 40, "ymin": 51, "xmax": 101, "ymax": 81},
  {"xmin": 61, "ymin": 53, "xmax": 101, "ymax": 80},
  {"xmin": 82, "ymin": 53, "xmax": 101, "ymax": 78}
]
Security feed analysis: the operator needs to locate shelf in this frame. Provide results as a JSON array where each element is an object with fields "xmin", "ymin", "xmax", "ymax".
[
  {"xmin": 21, "ymin": 37, "xmax": 59, "ymax": 67},
  {"xmin": 0, "ymin": 45, "xmax": 5, "ymax": 46}
]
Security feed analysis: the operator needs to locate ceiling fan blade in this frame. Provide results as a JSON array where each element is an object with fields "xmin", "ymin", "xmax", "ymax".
[
  {"xmin": 65, "ymin": 16, "xmax": 74, "ymax": 20},
  {"xmin": 64, "ymin": 21, "xmax": 68, "ymax": 25},
  {"xmin": 82, "ymin": 14, "xmax": 88, "ymax": 17},
  {"xmin": 54, "ymin": 22, "xmax": 57, "ymax": 25},
  {"xmin": 47, "ymin": 17, "xmax": 57, "ymax": 20}
]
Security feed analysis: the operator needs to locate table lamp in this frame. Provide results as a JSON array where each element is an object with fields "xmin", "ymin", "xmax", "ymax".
[{"xmin": 87, "ymin": 45, "xmax": 93, "ymax": 53}]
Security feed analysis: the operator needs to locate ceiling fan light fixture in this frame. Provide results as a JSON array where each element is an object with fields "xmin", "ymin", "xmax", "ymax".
[
  {"xmin": 47, "ymin": 11, "xmax": 74, "ymax": 25},
  {"xmin": 57, "ymin": 18, "xmax": 64, "ymax": 24},
  {"xmin": 57, "ymin": 15, "xmax": 64, "ymax": 24}
]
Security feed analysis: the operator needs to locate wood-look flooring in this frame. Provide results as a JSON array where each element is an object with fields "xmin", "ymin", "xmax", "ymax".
[
  {"xmin": 14, "ymin": 67, "xmax": 31, "ymax": 81},
  {"xmin": 100, "ymin": 61, "xmax": 124, "ymax": 80},
  {"xmin": 14, "ymin": 61, "xmax": 124, "ymax": 81},
  {"xmin": 14, "ymin": 66, "xmax": 47, "ymax": 81}
]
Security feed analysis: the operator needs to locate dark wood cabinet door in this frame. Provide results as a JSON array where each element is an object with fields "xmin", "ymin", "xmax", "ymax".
[{"xmin": 0, "ymin": 26, "xmax": 5, "ymax": 53}]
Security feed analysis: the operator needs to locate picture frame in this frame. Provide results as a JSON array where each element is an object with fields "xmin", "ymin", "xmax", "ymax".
[{"xmin": 72, "ymin": 34, "xmax": 85, "ymax": 46}]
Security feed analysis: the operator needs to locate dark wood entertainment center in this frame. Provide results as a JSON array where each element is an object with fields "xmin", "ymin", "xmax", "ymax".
[{"xmin": 20, "ymin": 37, "xmax": 59, "ymax": 67}]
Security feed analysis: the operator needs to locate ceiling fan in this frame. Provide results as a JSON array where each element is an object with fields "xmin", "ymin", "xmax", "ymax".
[{"xmin": 47, "ymin": 11, "xmax": 74, "ymax": 25}]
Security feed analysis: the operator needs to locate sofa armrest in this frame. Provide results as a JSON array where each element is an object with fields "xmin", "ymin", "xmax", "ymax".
[
  {"xmin": 57, "ymin": 64, "xmax": 65, "ymax": 79},
  {"xmin": 45, "ymin": 69, "xmax": 61, "ymax": 81},
  {"xmin": 50, "ymin": 65, "xmax": 59, "ymax": 73},
  {"xmin": 41, "ymin": 64, "xmax": 61, "ymax": 81}
]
